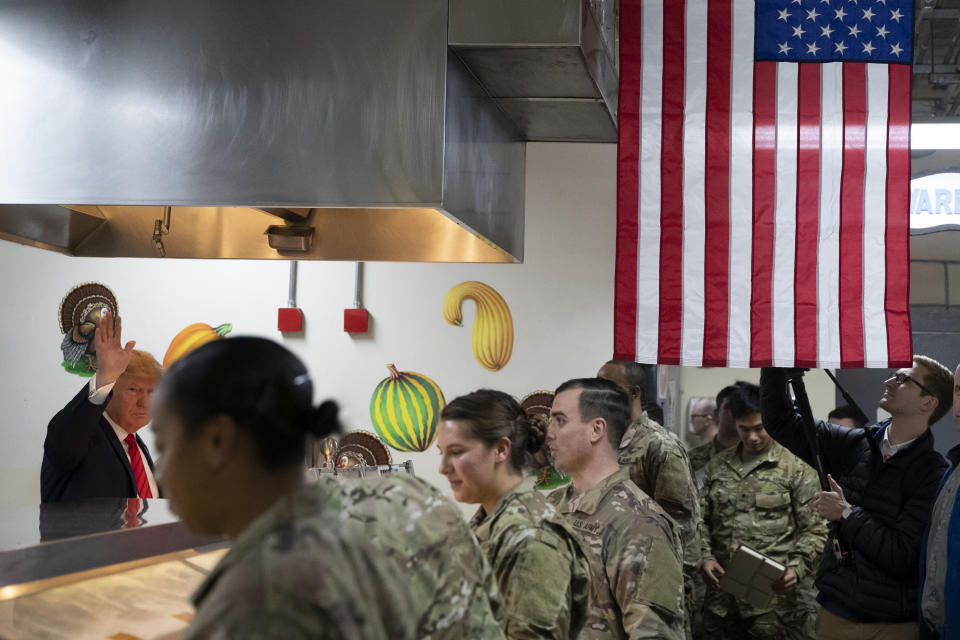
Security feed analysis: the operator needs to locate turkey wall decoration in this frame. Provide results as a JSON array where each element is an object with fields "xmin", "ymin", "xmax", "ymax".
[
  {"xmin": 442, "ymin": 281, "xmax": 514, "ymax": 371},
  {"xmin": 370, "ymin": 364, "xmax": 445, "ymax": 452},
  {"xmin": 58, "ymin": 282, "xmax": 119, "ymax": 377}
]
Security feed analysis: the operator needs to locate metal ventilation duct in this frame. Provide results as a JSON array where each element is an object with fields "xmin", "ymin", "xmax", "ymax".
[{"xmin": 0, "ymin": 0, "xmax": 524, "ymax": 262}]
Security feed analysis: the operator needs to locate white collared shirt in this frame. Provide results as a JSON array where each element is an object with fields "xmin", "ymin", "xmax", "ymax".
[
  {"xmin": 880, "ymin": 426, "xmax": 918, "ymax": 462},
  {"xmin": 87, "ymin": 378, "xmax": 159, "ymax": 498}
]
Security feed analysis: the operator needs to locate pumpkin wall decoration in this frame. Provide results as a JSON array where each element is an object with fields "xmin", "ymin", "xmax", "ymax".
[
  {"xmin": 370, "ymin": 363, "xmax": 445, "ymax": 452},
  {"xmin": 163, "ymin": 323, "xmax": 233, "ymax": 368}
]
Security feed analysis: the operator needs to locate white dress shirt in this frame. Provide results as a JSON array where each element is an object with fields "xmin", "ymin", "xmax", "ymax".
[{"xmin": 87, "ymin": 378, "xmax": 159, "ymax": 498}]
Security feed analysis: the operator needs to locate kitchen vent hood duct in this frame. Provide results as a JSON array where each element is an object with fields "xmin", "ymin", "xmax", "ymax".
[{"xmin": 0, "ymin": 0, "xmax": 524, "ymax": 262}]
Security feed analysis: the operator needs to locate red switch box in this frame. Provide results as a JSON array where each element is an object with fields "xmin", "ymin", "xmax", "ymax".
[
  {"xmin": 278, "ymin": 308, "xmax": 303, "ymax": 332},
  {"xmin": 344, "ymin": 308, "xmax": 368, "ymax": 333}
]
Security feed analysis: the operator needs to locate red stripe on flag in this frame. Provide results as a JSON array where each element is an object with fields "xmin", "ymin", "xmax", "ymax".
[
  {"xmin": 750, "ymin": 61, "xmax": 777, "ymax": 367},
  {"xmin": 885, "ymin": 64, "xmax": 913, "ymax": 366},
  {"xmin": 840, "ymin": 63, "xmax": 867, "ymax": 368},
  {"xmin": 613, "ymin": 0, "xmax": 643, "ymax": 362},
  {"xmin": 795, "ymin": 63, "xmax": 820, "ymax": 368},
  {"xmin": 701, "ymin": 0, "xmax": 732, "ymax": 367},
  {"xmin": 657, "ymin": 0, "xmax": 686, "ymax": 364}
]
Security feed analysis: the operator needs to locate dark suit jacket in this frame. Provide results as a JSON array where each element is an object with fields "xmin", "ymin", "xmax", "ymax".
[{"xmin": 41, "ymin": 384, "xmax": 159, "ymax": 503}]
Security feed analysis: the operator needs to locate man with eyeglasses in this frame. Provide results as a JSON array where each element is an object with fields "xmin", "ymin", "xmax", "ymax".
[{"xmin": 759, "ymin": 357, "xmax": 954, "ymax": 640}]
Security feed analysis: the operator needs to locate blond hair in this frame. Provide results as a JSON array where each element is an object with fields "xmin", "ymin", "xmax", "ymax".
[
  {"xmin": 120, "ymin": 350, "xmax": 162, "ymax": 381},
  {"xmin": 914, "ymin": 355, "xmax": 954, "ymax": 425}
]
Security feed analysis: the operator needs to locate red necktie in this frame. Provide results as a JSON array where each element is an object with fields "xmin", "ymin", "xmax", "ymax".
[{"xmin": 124, "ymin": 434, "xmax": 153, "ymax": 499}]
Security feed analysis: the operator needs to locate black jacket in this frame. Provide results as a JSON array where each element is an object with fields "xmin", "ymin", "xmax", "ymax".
[
  {"xmin": 760, "ymin": 368, "xmax": 947, "ymax": 624},
  {"xmin": 41, "ymin": 384, "xmax": 158, "ymax": 503}
]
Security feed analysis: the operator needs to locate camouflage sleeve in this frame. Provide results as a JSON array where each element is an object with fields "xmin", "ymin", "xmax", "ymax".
[
  {"xmin": 698, "ymin": 467, "xmax": 715, "ymax": 565},
  {"xmin": 788, "ymin": 461, "xmax": 828, "ymax": 581},
  {"xmin": 643, "ymin": 440, "xmax": 702, "ymax": 571},
  {"xmin": 496, "ymin": 532, "xmax": 580, "ymax": 640},
  {"xmin": 609, "ymin": 527, "xmax": 685, "ymax": 640}
]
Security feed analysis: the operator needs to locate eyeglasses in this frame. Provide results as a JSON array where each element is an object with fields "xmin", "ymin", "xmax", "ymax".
[
  {"xmin": 886, "ymin": 372, "xmax": 934, "ymax": 396},
  {"xmin": 690, "ymin": 413, "xmax": 713, "ymax": 419}
]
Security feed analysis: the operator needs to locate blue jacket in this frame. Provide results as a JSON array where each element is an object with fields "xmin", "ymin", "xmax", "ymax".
[{"xmin": 920, "ymin": 443, "xmax": 960, "ymax": 639}]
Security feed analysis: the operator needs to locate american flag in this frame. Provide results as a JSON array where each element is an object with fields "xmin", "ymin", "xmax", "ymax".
[{"xmin": 614, "ymin": 0, "xmax": 914, "ymax": 368}]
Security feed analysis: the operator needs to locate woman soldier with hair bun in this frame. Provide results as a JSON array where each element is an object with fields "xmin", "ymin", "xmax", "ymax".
[
  {"xmin": 151, "ymin": 337, "xmax": 418, "ymax": 640},
  {"xmin": 438, "ymin": 389, "xmax": 591, "ymax": 640}
]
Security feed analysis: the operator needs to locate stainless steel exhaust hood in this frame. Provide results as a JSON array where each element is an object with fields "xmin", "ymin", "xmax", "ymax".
[{"xmin": 0, "ymin": 1, "xmax": 525, "ymax": 262}]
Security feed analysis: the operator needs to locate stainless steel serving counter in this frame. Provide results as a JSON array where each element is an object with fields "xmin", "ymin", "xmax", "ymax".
[
  {"xmin": 0, "ymin": 499, "xmax": 227, "ymax": 639},
  {"xmin": 1, "ymin": 498, "xmax": 224, "ymax": 593}
]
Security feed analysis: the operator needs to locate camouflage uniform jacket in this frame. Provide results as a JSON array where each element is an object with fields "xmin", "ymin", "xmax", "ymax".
[
  {"xmin": 470, "ymin": 476, "xmax": 591, "ymax": 639},
  {"xmin": 187, "ymin": 484, "xmax": 419, "ymax": 640},
  {"xmin": 688, "ymin": 435, "xmax": 730, "ymax": 475},
  {"xmin": 317, "ymin": 473, "xmax": 506, "ymax": 640},
  {"xmin": 548, "ymin": 467, "xmax": 686, "ymax": 640},
  {"xmin": 699, "ymin": 442, "xmax": 827, "ymax": 617},
  {"xmin": 618, "ymin": 412, "xmax": 702, "ymax": 572}
]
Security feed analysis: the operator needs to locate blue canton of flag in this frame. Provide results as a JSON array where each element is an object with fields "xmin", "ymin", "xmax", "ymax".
[{"xmin": 755, "ymin": 0, "xmax": 912, "ymax": 63}]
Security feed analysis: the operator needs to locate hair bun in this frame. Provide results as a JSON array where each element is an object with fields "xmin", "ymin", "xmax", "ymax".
[
  {"xmin": 308, "ymin": 400, "xmax": 341, "ymax": 438},
  {"xmin": 523, "ymin": 412, "xmax": 548, "ymax": 454}
]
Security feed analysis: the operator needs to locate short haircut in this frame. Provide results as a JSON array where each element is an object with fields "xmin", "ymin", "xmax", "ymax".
[
  {"xmin": 120, "ymin": 350, "xmax": 162, "ymax": 381},
  {"xmin": 914, "ymin": 355, "xmax": 955, "ymax": 425},
  {"xmin": 606, "ymin": 360, "xmax": 646, "ymax": 389},
  {"xmin": 555, "ymin": 377, "xmax": 631, "ymax": 448},
  {"xmin": 827, "ymin": 405, "xmax": 867, "ymax": 428},
  {"xmin": 716, "ymin": 380, "xmax": 751, "ymax": 411},
  {"xmin": 694, "ymin": 396, "xmax": 717, "ymax": 414},
  {"xmin": 725, "ymin": 382, "xmax": 760, "ymax": 419}
]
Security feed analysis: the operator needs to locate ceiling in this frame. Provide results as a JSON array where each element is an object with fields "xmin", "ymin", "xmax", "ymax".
[{"xmin": 914, "ymin": 0, "xmax": 960, "ymax": 119}]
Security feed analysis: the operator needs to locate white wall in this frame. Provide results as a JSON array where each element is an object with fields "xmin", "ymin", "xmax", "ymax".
[
  {"xmin": 0, "ymin": 141, "xmax": 839, "ymax": 509},
  {"xmin": 0, "ymin": 143, "xmax": 619, "ymax": 507}
]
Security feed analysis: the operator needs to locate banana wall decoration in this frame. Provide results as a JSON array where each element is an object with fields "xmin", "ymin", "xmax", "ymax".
[{"xmin": 442, "ymin": 281, "xmax": 514, "ymax": 371}]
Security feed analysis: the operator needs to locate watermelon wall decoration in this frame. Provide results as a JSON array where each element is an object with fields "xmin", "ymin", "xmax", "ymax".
[{"xmin": 370, "ymin": 363, "xmax": 445, "ymax": 452}]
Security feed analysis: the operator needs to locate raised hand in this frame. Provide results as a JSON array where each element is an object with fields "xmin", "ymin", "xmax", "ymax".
[
  {"xmin": 94, "ymin": 310, "xmax": 136, "ymax": 388},
  {"xmin": 813, "ymin": 474, "xmax": 851, "ymax": 522}
]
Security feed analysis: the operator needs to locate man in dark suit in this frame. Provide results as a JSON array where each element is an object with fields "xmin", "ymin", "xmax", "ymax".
[{"xmin": 42, "ymin": 311, "xmax": 163, "ymax": 502}]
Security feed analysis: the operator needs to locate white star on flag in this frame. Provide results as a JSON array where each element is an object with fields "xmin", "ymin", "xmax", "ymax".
[
  {"xmin": 835, "ymin": 7, "xmax": 847, "ymax": 20},
  {"xmin": 849, "ymin": 24, "xmax": 861, "ymax": 38},
  {"xmin": 862, "ymin": 41, "xmax": 875, "ymax": 55},
  {"xmin": 890, "ymin": 8, "xmax": 903, "ymax": 21},
  {"xmin": 821, "ymin": 24, "xmax": 834, "ymax": 38},
  {"xmin": 890, "ymin": 42, "xmax": 903, "ymax": 56},
  {"xmin": 793, "ymin": 24, "xmax": 806, "ymax": 38},
  {"xmin": 862, "ymin": 8, "xmax": 875, "ymax": 20},
  {"xmin": 806, "ymin": 8, "xmax": 820, "ymax": 20},
  {"xmin": 779, "ymin": 41, "xmax": 792, "ymax": 54},
  {"xmin": 835, "ymin": 40, "xmax": 848, "ymax": 53},
  {"xmin": 877, "ymin": 25, "xmax": 889, "ymax": 38},
  {"xmin": 778, "ymin": 8, "xmax": 791, "ymax": 21},
  {"xmin": 807, "ymin": 42, "xmax": 821, "ymax": 54}
]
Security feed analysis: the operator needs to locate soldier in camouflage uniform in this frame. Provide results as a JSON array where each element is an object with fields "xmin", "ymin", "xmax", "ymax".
[
  {"xmin": 151, "ymin": 337, "xmax": 422, "ymax": 639},
  {"xmin": 187, "ymin": 482, "xmax": 420, "ymax": 640},
  {"xmin": 700, "ymin": 383, "xmax": 826, "ymax": 640},
  {"xmin": 470, "ymin": 475, "xmax": 591, "ymax": 639},
  {"xmin": 688, "ymin": 381, "xmax": 751, "ymax": 478},
  {"xmin": 439, "ymin": 389, "xmax": 591, "ymax": 639},
  {"xmin": 599, "ymin": 361, "xmax": 702, "ymax": 639},
  {"xmin": 548, "ymin": 378, "xmax": 686, "ymax": 639},
  {"xmin": 318, "ymin": 472, "xmax": 506, "ymax": 640}
]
